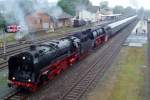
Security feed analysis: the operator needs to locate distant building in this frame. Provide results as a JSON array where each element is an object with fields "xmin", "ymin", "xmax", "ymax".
[
  {"xmin": 101, "ymin": 14, "xmax": 122, "ymax": 21},
  {"xmin": 78, "ymin": 6, "xmax": 117, "ymax": 22},
  {"xmin": 26, "ymin": 10, "xmax": 54, "ymax": 32},
  {"xmin": 55, "ymin": 12, "xmax": 73, "ymax": 28},
  {"xmin": 78, "ymin": 6, "xmax": 101, "ymax": 22},
  {"xmin": 25, "ymin": 10, "xmax": 73, "ymax": 32}
]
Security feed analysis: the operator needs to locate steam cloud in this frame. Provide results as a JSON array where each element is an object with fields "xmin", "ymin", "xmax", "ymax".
[
  {"xmin": 1, "ymin": 0, "xmax": 29, "ymax": 40},
  {"xmin": 128, "ymin": 0, "xmax": 141, "ymax": 9},
  {"xmin": 0, "ymin": 0, "xmax": 63, "ymax": 40},
  {"xmin": 33, "ymin": 0, "xmax": 63, "ymax": 18}
]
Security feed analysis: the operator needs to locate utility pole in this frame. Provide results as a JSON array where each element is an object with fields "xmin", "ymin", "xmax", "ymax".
[{"xmin": 3, "ymin": 29, "xmax": 6, "ymax": 60}]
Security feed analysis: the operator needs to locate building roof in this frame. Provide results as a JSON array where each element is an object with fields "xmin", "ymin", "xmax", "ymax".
[
  {"xmin": 101, "ymin": 14, "xmax": 122, "ymax": 17},
  {"xmin": 26, "ymin": 10, "xmax": 73, "ymax": 20},
  {"xmin": 86, "ymin": 6, "xmax": 100, "ymax": 13},
  {"xmin": 25, "ymin": 10, "xmax": 49, "ymax": 17}
]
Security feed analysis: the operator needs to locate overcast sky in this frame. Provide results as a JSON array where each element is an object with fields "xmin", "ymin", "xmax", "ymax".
[
  {"xmin": 90, "ymin": 0, "xmax": 148, "ymax": 9},
  {"xmin": 0, "ymin": 0, "xmax": 148, "ymax": 10},
  {"xmin": 90, "ymin": 0, "xmax": 149, "ymax": 9},
  {"xmin": 47, "ymin": 0, "xmax": 150, "ymax": 10}
]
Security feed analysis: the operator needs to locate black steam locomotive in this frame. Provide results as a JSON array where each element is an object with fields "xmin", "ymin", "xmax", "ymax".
[{"xmin": 8, "ymin": 16, "xmax": 137, "ymax": 91}]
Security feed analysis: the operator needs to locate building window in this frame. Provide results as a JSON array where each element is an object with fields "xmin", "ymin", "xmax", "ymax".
[
  {"xmin": 40, "ymin": 19, "xmax": 42, "ymax": 24},
  {"xmin": 34, "ymin": 20, "xmax": 37, "ymax": 24}
]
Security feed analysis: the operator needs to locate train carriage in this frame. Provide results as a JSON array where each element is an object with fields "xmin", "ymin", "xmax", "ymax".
[{"xmin": 105, "ymin": 16, "xmax": 137, "ymax": 37}]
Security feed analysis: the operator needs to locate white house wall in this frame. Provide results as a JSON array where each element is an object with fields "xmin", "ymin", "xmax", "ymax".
[{"xmin": 79, "ymin": 10, "xmax": 96, "ymax": 22}]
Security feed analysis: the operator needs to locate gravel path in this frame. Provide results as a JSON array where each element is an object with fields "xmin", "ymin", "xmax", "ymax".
[{"xmin": 144, "ymin": 21, "xmax": 150, "ymax": 100}]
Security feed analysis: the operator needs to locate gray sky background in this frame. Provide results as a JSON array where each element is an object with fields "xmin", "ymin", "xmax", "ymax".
[
  {"xmin": 89, "ymin": 0, "xmax": 145, "ymax": 9},
  {"xmin": 48, "ymin": 0, "xmax": 149, "ymax": 9},
  {"xmin": 0, "ymin": 0, "xmax": 148, "ymax": 9}
]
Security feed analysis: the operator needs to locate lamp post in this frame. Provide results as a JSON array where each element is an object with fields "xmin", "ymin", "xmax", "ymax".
[{"xmin": 3, "ymin": 29, "xmax": 6, "ymax": 60}]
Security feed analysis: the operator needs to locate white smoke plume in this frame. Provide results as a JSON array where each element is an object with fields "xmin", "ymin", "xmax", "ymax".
[
  {"xmin": 33, "ymin": 0, "xmax": 63, "ymax": 18},
  {"xmin": 0, "ymin": 0, "xmax": 30, "ymax": 40},
  {"xmin": 128, "ymin": 0, "xmax": 141, "ymax": 9},
  {"xmin": 0, "ymin": 0, "xmax": 63, "ymax": 41},
  {"xmin": 75, "ymin": 2, "xmax": 96, "ymax": 22}
]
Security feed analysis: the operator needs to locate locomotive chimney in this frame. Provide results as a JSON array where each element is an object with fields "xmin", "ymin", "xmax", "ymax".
[{"xmin": 30, "ymin": 45, "xmax": 36, "ymax": 51}]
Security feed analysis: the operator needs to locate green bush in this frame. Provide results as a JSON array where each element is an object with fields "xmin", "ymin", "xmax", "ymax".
[{"xmin": 0, "ymin": 18, "xmax": 6, "ymax": 28}]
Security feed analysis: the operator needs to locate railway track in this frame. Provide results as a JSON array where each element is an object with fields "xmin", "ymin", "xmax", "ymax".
[
  {"xmin": 0, "ymin": 21, "xmax": 113, "ymax": 70},
  {"xmin": 58, "ymin": 21, "xmax": 138, "ymax": 100},
  {"xmin": 2, "ymin": 91, "xmax": 28, "ymax": 100}
]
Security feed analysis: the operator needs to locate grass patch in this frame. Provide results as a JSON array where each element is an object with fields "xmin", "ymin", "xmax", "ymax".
[
  {"xmin": 0, "ymin": 33, "xmax": 15, "ymax": 44},
  {"xmin": 84, "ymin": 46, "xmax": 146, "ymax": 100},
  {"xmin": 0, "ymin": 69, "xmax": 8, "ymax": 87},
  {"xmin": 109, "ymin": 46, "xmax": 146, "ymax": 100}
]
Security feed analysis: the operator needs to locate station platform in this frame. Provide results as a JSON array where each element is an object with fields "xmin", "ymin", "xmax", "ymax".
[{"xmin": 124, "ymin": 20, "xmax": 147, "ymax": 47}]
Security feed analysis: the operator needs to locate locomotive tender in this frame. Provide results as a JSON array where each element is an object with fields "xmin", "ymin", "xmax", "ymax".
[{"xmin": 8, "ymin": 16, "xmax": 137, "ymax": 91}]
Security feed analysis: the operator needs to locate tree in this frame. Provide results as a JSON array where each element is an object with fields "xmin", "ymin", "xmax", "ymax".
[
  {"xmin": 113, "ymin": 6, "xmax": 124, "ymax": 14},
  {"xmin": 58, "ymin": 0, "xmax": 92, "ymax": 15},
  {"xmin": 100, "ymin": 1, "xmax": 109, "ymax": 10},
  {"xmin": 0, "ymin": 17, "xmax": 6, "ymax": 28},
  {"xmin": 123, "ymin": 7, "xmax": 136, "ymax": 16},
  {"xmin": 137, "ymin": 7, "xmax": 144, "ymax": 17},
  {"xmin": 58, "ymin": 0, "xmax": 75, "ymax": 15},
  {"xmin": 99, "ymin": 1, "xmax": 111, "ymax": 14}
]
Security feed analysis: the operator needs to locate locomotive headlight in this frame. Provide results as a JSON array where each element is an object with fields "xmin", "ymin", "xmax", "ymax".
[
  {"xmin": 22, "ymin": 56, "xmax": 26, "ymax": 60},
  {"xmin": 12, "ymin": 77, "xmax": 15, "ymax": 80},
  {"xmin": 28, "ymin": 79, "xmax": 31, "ymax": 82}
]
